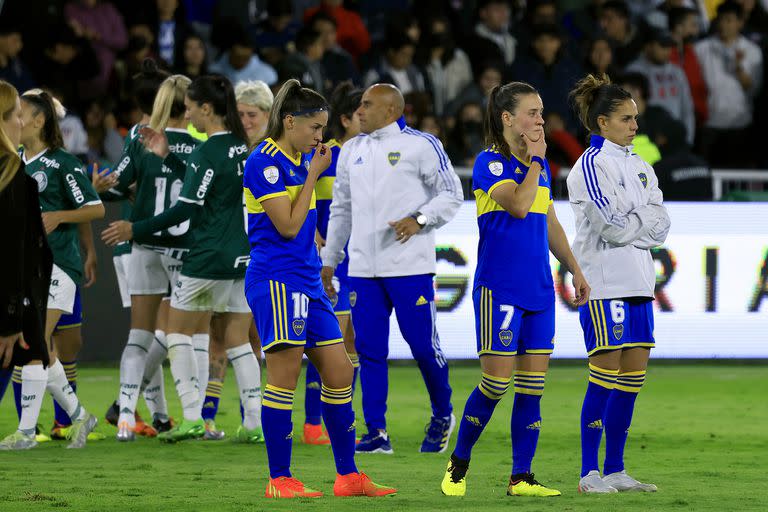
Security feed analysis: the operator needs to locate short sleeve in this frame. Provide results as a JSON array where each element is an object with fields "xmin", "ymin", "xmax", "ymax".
[
  {"xmin": 472, "ymin": 152, "xmax": 516, "ymax": 196},
  {"xmin": 243, "ymin": 152, "xmax": 288, "ymax": 208},
  {"xmin": 179, "ymin": 150, "xmax": 215, "ymax": 206},
  {"xmin": 61, "ymin": 161, "xmax": 102, "ymax": 208}
]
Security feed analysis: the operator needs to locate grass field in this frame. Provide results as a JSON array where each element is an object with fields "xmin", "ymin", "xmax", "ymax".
[{"xmin": 1, "ymin": 363, "xmax": 766, "ymax": 511}]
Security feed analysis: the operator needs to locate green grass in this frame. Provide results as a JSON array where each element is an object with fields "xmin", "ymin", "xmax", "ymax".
[{"xmin": 1, "ymin": 363, "xmax": 767, "ymax": 511}]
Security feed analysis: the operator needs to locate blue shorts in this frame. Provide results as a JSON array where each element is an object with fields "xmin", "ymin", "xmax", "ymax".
[
  {"xmin": 474, "ymin": 286, "xmax": 555, "ymax": 357},
  {"xmin": 329, "ymin": 275, "xmax": 351, "ymax": 315},
  {"xmin": 579, "ymin": 298, "xmax": 655, "ymax": 356},
  {"xmin": 56, "ymin": 287, "xmax": 82, "ymax": 331},
  {"xmin": 246, "ymin": 279, "xmax": 344, "ymax": 353}
]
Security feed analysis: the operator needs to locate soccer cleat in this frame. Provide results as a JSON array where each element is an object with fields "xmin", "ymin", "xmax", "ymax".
[
  {"xmin": 507, "ymin": 473, "xmax": 561, "ymax": 497},
  {"xmin": 157, "ymin": 419, "xmax": 205, "ymax": 443},
  {"xmin": 106, "ymin": 400, "xmax": 156, "ymax": 436},
  {"xmin": 355, "ymin": 430, "xmax": 393, "ymax": 454},
  {"xmin": 34, "ymin": 425, "xmax": 51, "ymax": 443},
  {"xmin": 333, "ymin": 472, "xmax": 397, "ymax": 497},
  {"xmin": 153, "ymin": 417, "xmax": 174, "ymax": 434},
  {"xmin": 578, "ymin": 470, "xmax": 618, "ymax": 494},
  {"xmin": 116, "ymin": 421, "xmax": 136, "ymax": 442},
  {"xmin": 441, "ymin": 455, "xmax": 469, "ymax": 496},
  {"xmin": 105, "ymin": 400, "xmax": 119, "ymax": 426},
  {"xmin": 0, "ymin": 431, "xmax": 38, "ymax": 450},
  {"xmin": 134, "ymin": 418, "xmax": 157, "ymax": 437},
  {"xmin": 265, "ymin": 477, "xmax": 323, "ymax": 498},
  {"xmin": 602, "ymin": 470, "xmax": 657, "ymax": 492},
  {"xmin": 233, "ymin": 425, "xmax": 264, "ymax": 444},
  {"xmin": 66, "ymin": 414, "xmax": 98, "ymax": 449},
  {"xmin": 203, "ymin": 419, "xmax": 225, "ymax": 441},
  {"xmin": 51, "ymin": 420, "xmax": 72, "ymax": 440},
  {"xmin": 420, "ymin": 413, "xmax": 456, "ymax": 453},
  {"xmin": 303, "ymin": 423, "xmax": 330, "ymax": 445}
]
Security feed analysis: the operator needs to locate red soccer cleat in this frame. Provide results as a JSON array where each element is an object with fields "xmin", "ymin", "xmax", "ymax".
[
  {"xmin": 333, "ymin": 472, "xmax": 397, "ymax": 497},
  {"xmin": 265, "ymin": 477, "xmax": 324, "ymax": 498},
  {"xmin": 303, "ymin": 423, "xmax": 331, "ymax": 445}
]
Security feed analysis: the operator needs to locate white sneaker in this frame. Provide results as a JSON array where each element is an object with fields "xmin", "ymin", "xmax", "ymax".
[
  {"xmin": 602, "ymin": 470, "xmax": 657, "ymax": 492},
  {"xmin": 578, "ymin": 470, "xmax": 618, "ymax": 493}
]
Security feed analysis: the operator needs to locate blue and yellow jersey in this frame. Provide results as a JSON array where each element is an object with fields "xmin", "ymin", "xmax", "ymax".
[
  {"xmin": 472, "ymin": 147, "xmax": 554, "ymax": 311},
  {"xmin": 314, "ymin": 139, "xmax": 349, "ymax": 279},
  {"xmin": 243, "ymin": 137, "xmax": 323, "ymax": 298}
]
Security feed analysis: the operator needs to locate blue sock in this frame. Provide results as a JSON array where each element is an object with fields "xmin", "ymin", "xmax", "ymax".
[
  {"xmin": 262, "ymin": 384, "xmax": 295, "ymax": 479},
  {"xmin": 12, "ymin": 366, "xmax": 22, "ymax": 420},
  {"xmin": 304, "ymin": 363, "xmax": 322, "ymax": 426},
  {"xmin": 604, "ymin": 370, "xmax": 646, "ymax": 475},
  {"xmin": 240, "ymin": 401, "xmax": 244, "ymax": 422},
  {"xmin": 511, "ymin": 371, "xmax": 546, "ymax": 475},
  {"xmin": 53, "ymin": 360, "xmax": 77, "ymax": 426},
  {"xmin": 452, "ymin": 373, "xmax": 510, "ymax": 461},
  {"xmin": 0, "ymin": 367, "xmax": 10, "ymax": 402},
  {"xmin": 321, "ymin": 384, "xmax": 358, "ymax": 475},
  {"xmin": 201, "ymin": 380, "xmax": 223, "ymax": 421},
  {"xmin": 581, "ymin": 364, "xmax": 618, "ymax": 476},
  {"xmin": 348, "ymin": 353, "xmax": 360, "ymax": 397}
]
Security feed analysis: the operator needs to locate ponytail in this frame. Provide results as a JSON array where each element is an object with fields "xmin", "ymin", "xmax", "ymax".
[
  {"xmin": 483, "ymin": 81, "xmax": 538, "ymax": 160},
  {"xmin": 21, "ymin": 88, "xmax": 66, "ymax": 151},
  {"xmin": 188, "ymin": 74, "xmax": 248, "ymax": 143},
  {"xmin": 265, "ymin": 79, "xmax": 328, "ymax": 142},
  {"xmin": 570, "ymin": 73, "xmax": 632, "ymax": 134},
  {"xmin": 149, "ymin": 74, "xmax": 191, "ymax": 132}
]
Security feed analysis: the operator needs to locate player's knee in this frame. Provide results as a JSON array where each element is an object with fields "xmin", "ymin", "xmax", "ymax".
[
  {"xmin": 320, "ymin": 358, "xmax": 354, "ymax": 389},
  {"xmin": 478, "ymin": 372, "xmax": 512, "ymax": 400}
]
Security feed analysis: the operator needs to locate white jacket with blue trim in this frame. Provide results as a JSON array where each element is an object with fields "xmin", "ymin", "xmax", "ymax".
[
  {"xmin": 566, "ymin": 135, "xmax": 671, "ymax": 300},
  {"xmin": 320, "ymin": 118, "xmax": 463, "ymax": 278}
]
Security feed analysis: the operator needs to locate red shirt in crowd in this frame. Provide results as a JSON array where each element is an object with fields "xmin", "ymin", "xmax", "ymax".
[
  {"xmin": 671, "ymin": 44, "xmax": 708, "ymax": 125},
  {"xmin": 304, "ymin": 2, "xmax": 371, "ymax": 61}
]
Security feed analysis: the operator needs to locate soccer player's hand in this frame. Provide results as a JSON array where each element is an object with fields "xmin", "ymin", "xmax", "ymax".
[
  {"xmin": 522, "ymin": 130, "xmax": 547, "ymax": 159},
  {"xmin": 101, "ymin": 221, "xmax": 133, "ymax": 246},
  {"xmin": 91, "ymin": 164, "xmax": 117, "ymax": 194},
  {"xmin": 309, "ymin": 143, "xmax": 332, "ymax": 176},
  {"xmin": 0, "ymin": 332, "xmax": 28, "ymax": 369},
  {"xmin": 321, "ymin": 266, "xmax": 336, "ymax": 298},
  {"xmin": 139, "ymin": 126, "xmax": 170, "ymax": 159},
  {"xmin": 315, "ymin": 229, "xmax": 326, "ymax": 249},
  {"xmin": 389, "ymin": 217, "xmax": 421, "ymax": 243},
  {"xmin": 572, "ymin": 271, "xmax": 591, "ymax": 306},
  {"xmin": 83, "ymin": 254, "xmax": 97, "ymax": 288},
  {"xmin": 42, "ymin": 211, "xmax": 62, "ymax": 234}
]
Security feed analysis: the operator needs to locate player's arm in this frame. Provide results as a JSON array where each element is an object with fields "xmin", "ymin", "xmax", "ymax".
[
  {"xmin": 414, "ymin": 137, "xmax": 463, "ymax": 230},
  {"xmin": 489, "ymin": 133, "xmax": 547, "ymax": 219},
  {"xmin": 632, "ymin": 165, "xmax": 671, "ymax": 250},
  {"xmin": 78, "ymin": 222, "xmax": 98, "ymax": 287},
  {"xmin": 43, "ymin": 167, "xmax": 105, "ymax": 234},
  {"xmin": 547, "ymin": 204, "xmax": 589, "ymax": 305}
]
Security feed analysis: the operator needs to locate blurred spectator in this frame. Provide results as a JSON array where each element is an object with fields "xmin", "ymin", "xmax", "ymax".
[
  {"xmin": 511, "ymin": 24, "xmax": 583, "ymax": 132},
  {"xmin": 445, "ymin": 60, "xmax": 503, "ymax": 118},
  {"xmin": 421, "ymin": 16, "xmax": 473, "ymax": 116},
  {"xmin": 544, "ymin": 112, "xmax": 584, "ymax": 179},
  {"xmin": 516, "ymin": 0, "xmax": 561, "ymax": 53},
  {"xmin": 175, "ymin": 33, "xmax": 208, "ymax": 80},
  {"xmin": 304, "ymin": 0, "xmax": 371, "ymax": 61},
  {"xmin": 64, "ymin": 0, "xmax": 128, "ymax": 98},
  {"xmin": 447, "ymin": 101, "xmax": 485, "ymax": 168},
  {"xmin": 654, "ymin": 119, "xmax": 713, "ymax": 200},
  {"xmin": 669, "ymin": 7, "xmax": 709, "ymax": 126},
  {"xmin": 363, "ymin": 33, "xmax": 426, "ymax": 95},
  {"xmin": 562, "ymin": 0, "xmax": 603, "ymax": 42},
  {"xmin": 276, "ymin": 27, "xmax": 326, "ymax": 95},
  {"xmin": 737, "ymin": 0, "xmax": 768, "ymax": 42},
  {"xmin": 464, "ymin": 0, "xmax": 517, "ymax": 67},
  {"xmin": 182, "ymin": 0, "xmax": 217, "ymax": 43},
  {"xmin": 210, "ymin": 28, "xmax": 278, "ymax": 86},
  {"xmin": 83, "ymin": 99, "xmax": 123, "ymax": 165},
  {"xmin": 152, "ymin": 0, "xmax": 194, "ymax": 69},
  {"xmin": 583, "ymin": 36, "xmax": 620, "ymax": 78},
  {"xmin": 645, "ymin": 0, "xmax": 695, "ymax": 31},
  {"xmin": 599, "ymin": 0, "xmax": 646, "ymax": 68},
  {"xmin": 627, "ymin": 30, "xmax": 696, "ymax": 145},
  {"xmin": 417, "ymin": 113, "xmax": 445, "ymax": 142},
  {"xmin": 113, "ymin": 32, "xmax": 155, "ymax": 104},
  {"xmin": 308, "ymin": 11, "xmax": 360, "ymax": 89},
  {"xmin": 695, "ymin": 1, "xmax": 763, "ymax": 167},
  {"xmin": 0, "ymin": 21, "xmax": 36, "ymax": 93},
  {"xmin": 250, "ymin": 0, "xmax": 301, "ymax": 67}
]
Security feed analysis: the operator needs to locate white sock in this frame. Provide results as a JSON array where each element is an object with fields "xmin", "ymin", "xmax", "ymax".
[
  {"xmin": 167, "ymin": 333, "xmax": 200, "ymax": 421},
  {"xmin": 18, "ymin": 365, "xmax": 48, "ymax": 435},
  {"xmin": 192, "ymin": 333, "xmax": 210, "ymax": 408},
  {"xmin": 141, "ymin": 331, "xmax": 169, "ymax": 420},
  {"xmin": 118, "ymin": 329, "xmax": 154, "ymax": 427},
  {"xmin": 46, "ymin": 359, "xmax": 86, "ymax": 422},
  {"xmin": 226, "ymin": 343, "xmax": 262, "ymax": 430}
]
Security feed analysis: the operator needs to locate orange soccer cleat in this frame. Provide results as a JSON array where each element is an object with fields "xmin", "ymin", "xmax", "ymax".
[
  {"xmin": 333, "ymin": 472, "xmax": 397, "ymax": 497},
  {"xmin": 303, "ymin": 423, "xmax": 331, "ymax": 445},
  {"xmin": 265, "ymin": 477, "xmax": 324, "ymax": 498}
]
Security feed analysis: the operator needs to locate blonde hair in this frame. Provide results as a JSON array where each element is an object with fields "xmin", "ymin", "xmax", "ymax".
[
  {"xmin": 149, "ymin": 74, "xmax": 192, "ymax": 132},
  {"xmin": 235, "ymin": 80, "xmax": 274, "ymax": 112},
  {"xmin": 0, "ymin": 80, "xmax": 21, "ymax": 193}
]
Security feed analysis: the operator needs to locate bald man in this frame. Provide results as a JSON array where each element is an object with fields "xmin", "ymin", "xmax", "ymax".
[{"xmin": 320, "ymin": 84, "xmax": 463, "ymax": 454}]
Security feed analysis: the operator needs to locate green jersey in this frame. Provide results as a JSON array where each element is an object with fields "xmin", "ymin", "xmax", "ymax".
[
  {"xmin": 178, "ymin": 132, "xmax": 250, "ymax": 279},
  {"xmin": 24, "ymin": 147, "xmax": 102, "ymax": 284},
  {"xmin": 113, "ymin": 128, "xmax": 200, "ymax": 250},
  {"xmin": 110, "ymin": 124, "xmax": 141, "ymax": 257}
]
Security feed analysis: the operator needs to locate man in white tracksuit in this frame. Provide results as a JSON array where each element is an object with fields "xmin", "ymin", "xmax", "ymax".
[{"xmin": 321, "ymin": 84, "xmax": 463, "ymax": 454}]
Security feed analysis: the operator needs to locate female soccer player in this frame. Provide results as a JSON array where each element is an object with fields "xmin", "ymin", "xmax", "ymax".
[
  {"xmin": 103, "ymin": 75, "xmax": 263, "ymax": 444},
  {"xmin": 303, "ymin": 81, "xmax": 363, "ymax": 446},
  {"xmin": 441, "ymin": 82, "xmax": 590, "ymax": 497},
  {"xmin": 1, "ymin": 88, "xmax": 104, "ymax": 450},
  {"xmin": 568, "ymin": 74, "xmax": 669, "ymax": 493},
  {"xmin": 244, "ymin": 79, "xmax": 395, "ymax": 498}
]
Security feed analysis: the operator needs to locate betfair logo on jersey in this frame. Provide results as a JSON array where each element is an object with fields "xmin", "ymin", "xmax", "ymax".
[
  {"xmin": 638, "ymin": 172, "xmax": 648, "ymax": 188},
  {"xmin": 613, "ymin": 324, "xmax": 624, "ymax": 340},
  {"xmin": 228, "ymin": 144, "xmax": 248, "ymax": 159},
  {"xmin": 499, "ymin": 329, "xmax": 513, "ymax": 347},
  {"xmin": 65, "ymin": 173, "xmax": 85, "ymax": 204},
  {"xmin": 169, "ymin": 142, "xmax": 195, "ymax": 154},
  {"xmin": 39, "ymin": 156, "xmax": 60, "ymax": 169},
  {"xmin": 292, "ymin": 319, "xmax": 305, "ymax": 336},
  {"xmin": 234, "ymin": 256, "xmax": 250, "ymax": 268},
  {"xmin": 196, "ymin": 169, "xmax": 215, "ymax": 199},
  {"xmin": 415, "ymin": 296, "xmax": 428, "ymax": 306},
  {"xmin": 32, "ymin": 171, "xmax": 48, "ymax": 192},
  {"xmin": 387, "ymin": 152, "xmax": 401, "ymax": 166}
]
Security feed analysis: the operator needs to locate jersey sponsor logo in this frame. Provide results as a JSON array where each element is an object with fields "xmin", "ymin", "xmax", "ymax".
[
  {"xmin": 499, "ymin": 329, "xmax": 513, "ymax": 347},
  {"xmin": 227, "ymin": 144, "xmax": 248, "ymax": 159},
  {"xmin": 387, "ymin": 152, "xmax": 401, "ymax": 166},
  {"xmin": 190, "ymin": 163, "xmax": 200, "ymax": 173},
  {"xmin": 65, "ymin": 173, "xmax": 85, "ymax": 204},
  {"xmin": 638, "ymin": 172, "xmax": 648, "ymax": 188},
  {"xmin": 349, "ymin": 291, "xmax": 357, "ymax": 307},
  {"xmin": 196, "ymin": 169, "xmax": 215, "ymax": 199},
  {"xmin": 169, "ymin": 142, "xmax": 195, "ymax": 154},
  {"xmin": 415, "ymin": 295, "xmax": 428, "ymax": 306},
  {"xmin": 612, "ymin": 324, "xmax": 624, "ymax": 340},
  {"xmin": 292, "ymin": 319, "xmax": 306, "ymax": 336},
  {"xmin": 488, "ymin": 160, "xmax": 503, "ymax": 176},
  {"xmin": 263, "ymin": 166, "xmax": 279, "ymax": 184},
  {"xmin": 234, "ymin": 255, "xmax": 250, "ymax": 268},
  {"xmin": 114, "ymin": 156, "xmax": 130, "ymax": 176},
  {"xmin": 39, "ymin": 156, "xmax": 60, "ymax": 169},
  {"xmin": 31, "ymin": 171, "xmax": 48, "ymax": 192}
]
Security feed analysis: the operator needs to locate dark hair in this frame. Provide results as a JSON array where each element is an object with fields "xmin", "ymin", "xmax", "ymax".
[
  {"xmin": 187, "ymin": 74, "xmax": 248, "ymax": 143},
  {"xmin": 570, "ymin": 73, "xmax": 632, "ymax": 134},
  {"xmin": 601, "ymin": 1, "xmax": 630, "ymax": 19},
  {"xmin": 20, "ymin": 90, "xmax": 64, "ymax": 150},
  {"xmin": 384, "ymin": 32, "xmax": 416, "ymax": 52},
  {"xmin": 295, "ymin": 27, "xmax": 323, "ymax": 54},
  {"xmin": 531, "ymin": 23, "xmax": 563, "ymax": 41},
  {"xmin": 484, "ymin": 81, "xmax": 538, "ymax": 159},
  {"xmin": 309, "ymin": 10, "xmax": 337, "ymax": 29},
  {"xmin": 668, "ymin": 7, "xmax": 698, "ymax": 31},
  {"xmin": 265, "ymin": 79, "xmax": 328, "ymax": 141},
  {"xmin": 717, "ymin": 0, "xmax": 744, "ymax": 18},
  {"xmin": 327, "ymin": 81, "xmax": 362, "ymax": 141},
  {"xmin": 133, "ymin": 59, "xmax": 170, "ymax": 115},
  {"xmin": 616, "ymin": 72, "xmax": 649, "ymax": 102}
]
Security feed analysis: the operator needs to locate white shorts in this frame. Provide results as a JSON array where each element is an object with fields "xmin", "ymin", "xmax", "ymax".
[
  {"xmin": 127, "ymin": 244, "xmax": 185, "ymax": 296},
  {"xmin": 112, "ymin": 254, "xmax": 132, "ymax": 308},
  {"xmin": 171, "ymin": 276, "xmax": 249, "ymax": 313},
  {"xmin": 48, "ymin": 264, "xmax": 77, "ymax": 314}
]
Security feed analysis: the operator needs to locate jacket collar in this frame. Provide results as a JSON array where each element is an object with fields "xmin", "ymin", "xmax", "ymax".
[
  {"xmin": 590, "ymin": 134, "xmax": 633, "ymax": 157},
  {"xmin": 368, "ymin": 116, "xmax": 407, "ymax": 139}
]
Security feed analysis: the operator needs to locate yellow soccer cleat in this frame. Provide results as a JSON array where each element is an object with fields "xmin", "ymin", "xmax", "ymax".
[
  {"xmin": 507, "ymin": 473, "xmax": 561, "ymax": 497},
  {"xmin": 441, "ymin": 456, "xmax": 469, "ymax": 496}
]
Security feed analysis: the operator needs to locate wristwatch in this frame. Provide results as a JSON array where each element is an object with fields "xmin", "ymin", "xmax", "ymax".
[{"xmin": 412, "ymin": 212, "xmax": 427, "ymax": 228}]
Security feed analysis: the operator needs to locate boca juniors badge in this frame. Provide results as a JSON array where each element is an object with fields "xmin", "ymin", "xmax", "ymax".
[
  {"xmin": 499, "ymin": 330, "xmax": 513, "ymax": 347},
  {"xmin": 349, "ymin": 291, "xmax": 357, "ymax": 307},
  {"xmin": 292, "ymin": 319, "xmax": 306, "ymax": 336},
  {"xmin": 387, "ymin": 152, "xmax": 401, "ymax": 166},
  {"xmin": 638, "ymin": 173, "xmax": 648, "ymax": 188},
  {"xmin": 613, "ymin": 324, "xmax": 624, "ymax": 341}
]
